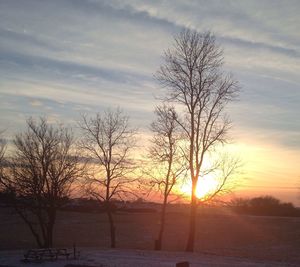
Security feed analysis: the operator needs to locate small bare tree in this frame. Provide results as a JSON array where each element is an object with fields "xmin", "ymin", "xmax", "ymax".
[
  {"xmin": 146, "ymin": 104, "xmax": 185, "ymax": 250},
  {"xmin": 2, "ymin": 118, "xmax": 85, "ymax": 248},
  {"xmin": 79, "ymin": 109, "xmax": 136, "ymax": 248},
  {"xmin": 156, "ymin": 29, "xmax": 239, "ymax": 251},
  {"xmin": 0, "ymin": 133, "xmax": 5, "ymax": 160},
  {"xmin": 0, "ymin": 131, "xmax": 6, "ymax": 189}
]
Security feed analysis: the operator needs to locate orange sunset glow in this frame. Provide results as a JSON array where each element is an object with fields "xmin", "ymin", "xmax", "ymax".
[{"xmin": 180, "ymin": 177, "xmax": 219, "ymax": 200}]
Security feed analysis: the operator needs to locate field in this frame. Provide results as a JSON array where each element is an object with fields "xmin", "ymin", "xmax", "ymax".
[{"xmin": 1, "ymin": 207, "xmax": 300, "ymax": 265}]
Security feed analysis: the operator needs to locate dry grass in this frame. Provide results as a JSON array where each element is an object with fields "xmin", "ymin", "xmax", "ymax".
[{"xmin": 1, "ymin": 207, "xmax": 299, "ymax": 264}]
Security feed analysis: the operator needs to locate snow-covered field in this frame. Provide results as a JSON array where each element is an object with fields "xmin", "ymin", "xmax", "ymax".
[
  {"xmin": 1, "ymin": 209, "xmax": 300, "ymax": 266},
  {"xmin": 0, "ymin": 248, "xmax": 298, "ymax": 267}
]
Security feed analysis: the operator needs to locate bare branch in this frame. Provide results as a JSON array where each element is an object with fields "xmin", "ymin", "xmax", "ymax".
[{"xmin": 79, "ymin": 108, "xmax": 137, "ymax": 248}]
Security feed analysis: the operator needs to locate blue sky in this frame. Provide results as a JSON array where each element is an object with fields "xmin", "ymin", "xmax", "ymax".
[{"xmin": 0, "ymin": 0, "xmax": 299, "ymax": 203}]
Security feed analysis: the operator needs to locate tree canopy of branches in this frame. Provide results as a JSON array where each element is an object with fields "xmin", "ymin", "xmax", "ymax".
[
  {"xmin": 147, "ymin": 104, "xmax": 185, "ymax": 250},
  {"xmin": 80, "ymin": 109, "xmax": 136, "ymax": 248},
  {"xmin": 1, "ymin": 118, "xmax": 84, "ymax": 248},
  {"xmin": 156, "ymin": 29, "xmax": 239, "ymax": 251}
]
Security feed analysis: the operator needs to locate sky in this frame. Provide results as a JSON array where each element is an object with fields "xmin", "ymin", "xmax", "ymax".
[{"xmin": 0, "ymin": 0, "xmax": 299, "ymax": 205}]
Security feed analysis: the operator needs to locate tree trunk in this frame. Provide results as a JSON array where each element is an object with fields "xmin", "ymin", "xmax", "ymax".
[
  {"xmin": 155, "ymin": 198, "xmax": 167, "ymax": 250},
  {"xmin": 45, "ymin": 222, "xmax": 54, "ymax": 248},
  {"xmin": 185, "ymin": 189, "xmax": 198, "ymax": 252},
  {"xmin": 44, "ymin": 207, "xmax": 56, "ymax": 248},
  {"xmin": 107, "ymin": 208, "xmax": 116, "ymax": 248}
]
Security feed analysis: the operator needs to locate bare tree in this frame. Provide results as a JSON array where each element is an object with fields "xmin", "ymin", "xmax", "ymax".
[
  {"xmin": 156, "ymin": 29, "xmax": 239, "ymax": 251},
  {"xmin": 79, "ymin": 109, "xmax": 136, "ymax": 248},
  {"xmin": 0, "ymin": 131, "xmax": 6, "ymax": 190},
  {"xmin": 0, "ymin": 133, "xmax": 5, "ymax": 161},
  {"xmin": 145, "ymin": 104, "xmax": 185, "ymax": 250},
  {"xmin": 1, "ymin": 118, "xmax": 85, "ymax": 248}
]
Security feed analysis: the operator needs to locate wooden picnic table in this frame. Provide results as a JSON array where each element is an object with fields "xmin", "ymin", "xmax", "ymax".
[
  {"xmin": 56, "ymin": 248, "xmax": 71, "ymax": 259},
  {"xmin": 23, "ymin": 248, "xmax": 71, "ymax": 262}
]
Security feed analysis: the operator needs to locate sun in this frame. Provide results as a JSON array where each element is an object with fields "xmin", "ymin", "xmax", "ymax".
[
  {"xmin": 180, "ymin": 175, "xmax": 219, "ymax": 200},
  {"xmin": 195, "ymin": 176, "xmax": 218, "ymax": 200}
]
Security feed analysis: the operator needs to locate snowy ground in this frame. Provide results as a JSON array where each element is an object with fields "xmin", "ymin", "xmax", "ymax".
[{"xmin": 0, "ymin": 248, "xmax": 298, "ymax": 267}]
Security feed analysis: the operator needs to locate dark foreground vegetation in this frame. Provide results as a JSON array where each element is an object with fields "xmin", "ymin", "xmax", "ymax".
[{"xmin": 0, "ymin": 206, "xmax": 299, "ymax": 264}]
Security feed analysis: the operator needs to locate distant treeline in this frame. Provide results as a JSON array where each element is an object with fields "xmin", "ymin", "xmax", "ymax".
[
  {"xmin": 2, "ymin": 190, "xmax": 299, "ymax": 217},
  {"xmin": 61, "ymin": 198, "xmax": 158, "ymax": 213},
  {"xmin": 230, "ymin": 196, "xmax": 300, "ymax": 217},
  {"xmin": 0, "ymin": 191, "xmax": 158, "ymax": 214}
]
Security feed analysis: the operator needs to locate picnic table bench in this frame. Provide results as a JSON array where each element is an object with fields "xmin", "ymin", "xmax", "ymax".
[
  {"xmin": 23, "ymin": 248, "xmax": 71, "ymax": 262},
  {"xmin": 56, "ymin": 248, "xmax": 71, "ymax": 259}
]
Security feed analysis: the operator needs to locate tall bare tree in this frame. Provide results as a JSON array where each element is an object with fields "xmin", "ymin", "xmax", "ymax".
[
  {"xmin": 1, "ymin": 118, "xmax": 84, "ymax": 248},
  {"xmin": 79, "ymin": 109, "xmax": 136, "ymax": 248},
  {"xmin": 156, "ymin": 29, "xmax": 239, "ymax": 251},
  {"xmin": 146, "ymin": 104, "xmax": 185, "ymax": 250}
]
